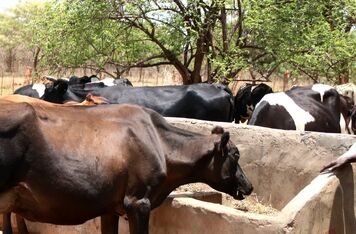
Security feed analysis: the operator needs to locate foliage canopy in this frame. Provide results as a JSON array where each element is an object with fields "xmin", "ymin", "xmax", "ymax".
[{"xmin": 0, "ymin": 0, "xmax": 354, "ymax": 84}]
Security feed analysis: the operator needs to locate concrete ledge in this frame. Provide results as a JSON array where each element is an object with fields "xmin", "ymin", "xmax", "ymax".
[
  {"xmin": 166, "ymin": 117, "xmax": 356, "ymax": 209},
  {"xmin": 170, "ymin": 191, "xmax": 223, "ymax": 204}
]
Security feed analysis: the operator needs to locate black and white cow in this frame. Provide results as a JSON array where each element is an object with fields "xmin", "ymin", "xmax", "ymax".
[
  {"xmin": 349, "ymin": 106, "xmax": 356, "ymax": 134},
  {"xmin": 84, "ymin": 77, "xmax": 133, "ymax": 89},
  {"xmin": 339, "ymin": 94, "xmax": 354, "ymax": 134},
  {"xmin": 67, "ymin": 75, "xmax": 99, "ymax": 85},
  {"xmin": 234, "ymin": 83, "xmax": 273, "ymax": 123},
  {"xmin": 248, "ymin": 84, "xmax": 346, "ymax": 133},
  {"xmin": 14, "ymin": 76, "xmax": 133, "ymax": 104},
  {"xmin": 14, "ymin": 83, "xmax": 47, "ymax": 98},
  {"xmin": 13, "ymin": 75, "xmax": 96, "ymax": 100}
]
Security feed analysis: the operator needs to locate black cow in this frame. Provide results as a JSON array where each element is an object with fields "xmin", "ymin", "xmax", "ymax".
[
  {"xmin": 64, "ymin": 83, "xmax": 235, "ymax": 122},
  {"xmin": 234, "ymin": 83, "xmax": 273, "ymax": 123},
  {"xmin": 248, "ymin": 84, "xmax": 343, "ymax": 133},
  {"xmin": 0, "ymin": 101, "xmax": 252, "ymax": 234}
]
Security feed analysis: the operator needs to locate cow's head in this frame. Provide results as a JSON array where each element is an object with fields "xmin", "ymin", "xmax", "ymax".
[
  {"xmin": 41, "ymin": 79, "xmax": 69, "ymax": 104},
  {"xmin": 234, "ymin": 84, "xmax": 253, "ymax": 123},
  {"xmin": 82, "ymin": 93, "xmax": 110, "ymax": 105},
  {"xmin": 234, "ymin": 83, "xmax": 273, "ymax": 123},
  {"xmin": 208, "ymin": 126, "xmax": 253, "ymax": 200},
  {"xmin": 113, "ymin": 78, "xmax": 133, "ymax": 87}
]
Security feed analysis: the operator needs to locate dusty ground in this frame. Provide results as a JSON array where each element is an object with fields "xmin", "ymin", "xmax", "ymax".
[{"xmin": 175, "ymin": 183, "xmax": 279, "ymax": 215}]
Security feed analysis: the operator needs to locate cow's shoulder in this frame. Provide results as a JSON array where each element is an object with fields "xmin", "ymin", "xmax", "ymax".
[{"xmin": 0, "ymin": 102, "xmax": 36, "ymax": 133}]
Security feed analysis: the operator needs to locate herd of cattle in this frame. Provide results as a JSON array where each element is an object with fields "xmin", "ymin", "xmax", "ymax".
[
  {"xmin": 12, "ymin": 75, "xmax": 356, "ymax": 134},
  {"xmin": 0, "ymin": 74, "xmax": 354, "ymax": 234}
]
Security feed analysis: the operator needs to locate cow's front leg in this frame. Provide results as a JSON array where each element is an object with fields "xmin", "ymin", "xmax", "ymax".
[
  {"xmin": 124, "ymin": 197, "xmax": 151, "ymax": 234},
  {"xmin": 15, "ymin": 214, "xmax": 29, "ymax": 234},
  {"xmin": 100, "ymin": 214, "xmax": 119, "ymax": 234},
  {"xmin": 2, "ymin": 213, "xmax": 12, "ymax": 234}
]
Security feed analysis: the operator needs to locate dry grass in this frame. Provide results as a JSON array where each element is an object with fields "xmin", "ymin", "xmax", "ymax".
[
  {"xmin": 223, "ymin": 193, "xmax": 279, "ymax": 215},
  {"xmin": 176, "ymin": 183, "xmax": 279, "ymax": 215},
  {"xmin": 0, "ymin": 76, "xmax": 28, "ymax": 96}
]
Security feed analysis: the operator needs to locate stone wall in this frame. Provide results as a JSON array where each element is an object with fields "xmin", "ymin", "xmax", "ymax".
[{"xmin": 168, "ymin": 118, "xmax": 356, "ymax": 209}]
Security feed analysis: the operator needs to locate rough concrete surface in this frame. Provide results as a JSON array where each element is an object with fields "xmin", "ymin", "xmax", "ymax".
[{"xmin": 2, "ymin": 118, "xmax": 356, "ymax": 233}]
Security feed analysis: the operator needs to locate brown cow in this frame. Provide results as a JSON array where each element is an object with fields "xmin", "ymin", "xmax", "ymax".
[
  {"xmin": 0, "ymin": 102, "xmax": 252, "ymax": 234},
  {"xmin": 0, "ymin": 94, "xmax": 109, "ymax": 234},
  {"xmin": 1, "ymin": 93, "xmax": 109, "ymax": 106}
]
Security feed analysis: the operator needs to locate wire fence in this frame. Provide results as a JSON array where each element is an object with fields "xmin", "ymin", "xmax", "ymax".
[
  {"xmin": 0, "ymin": 66, "xmax": 182, "ymax": 96},
  {"xmin": 0, "ymin": 65, "xmax": 299, "ymax": 97},
  {"xmin": 0, "ymin": 72, "xmax": 27, "ymax": 96}
]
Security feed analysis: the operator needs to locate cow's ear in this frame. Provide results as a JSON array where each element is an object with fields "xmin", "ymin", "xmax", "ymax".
[
  {"xmin": 212, "ymin": 126, "xmax": 224, "ymax": 134},
  {"xmin": 221, "ymin": 132, "xmax": 230, "ymax": 148},
  {"xmin": 45, "ymin": 82, "xmax": 54, "ymax": 89}
]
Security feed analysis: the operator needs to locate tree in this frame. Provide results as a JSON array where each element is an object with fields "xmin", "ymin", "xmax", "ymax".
[
  {"xmin": 244, "ymin": 0, "xmax": 356, "ymax": 84},
  {"xmin": 0, "ymin": 13, "xmax": 23, "ymax": 72},
  {"xmin": 0, "ymin": 1, "xmax": 48, "ymax": 75},
  {"xmin": 100, "ymin": 0, "xmax": 246, "ymax": 84},
  {"xmin": 28, "ymin": 0, "xmax": 161, "ymax": 78},
  {"xmin": 13, "ymin": 0, "xmax": 355, "ymax": 84}
]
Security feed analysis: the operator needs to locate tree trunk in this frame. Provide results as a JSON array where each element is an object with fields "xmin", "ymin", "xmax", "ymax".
[
  {"xmin": 5, "ymin": 48, "xmax": 14, "ymax": 73},
  {"xmin": 338, "ymin": 60, "xmax": 349, "ymax": 84},
  {"xmin": 191, "ymin": 37, "xmax": 205, "ymax": 84},
  {"xmin": 33, "ymin": 47, "xmax": 41, "ymax": 75}
]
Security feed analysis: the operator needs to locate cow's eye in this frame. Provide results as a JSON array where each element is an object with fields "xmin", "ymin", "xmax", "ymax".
[{"xmin": 234, "ymin": 153, "xmax": 240, "ymax": 160}]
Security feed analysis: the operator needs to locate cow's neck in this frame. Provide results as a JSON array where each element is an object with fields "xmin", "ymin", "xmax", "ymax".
[
  {"xmin": 166, "ymin": 135, "xmax": 215, "ymax": 182},
  {"xmin": 150, "ymin": 127, "xmax": 217, "ymax": 208}
]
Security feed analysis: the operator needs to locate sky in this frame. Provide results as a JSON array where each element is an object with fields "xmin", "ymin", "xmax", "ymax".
[
  {"xmin": 0, "ymin": 0, "xmax": 21, "ymax": 12},
  {"xmin": 0, "ymin": 0, "xmax": 46, "ymax": 12}
]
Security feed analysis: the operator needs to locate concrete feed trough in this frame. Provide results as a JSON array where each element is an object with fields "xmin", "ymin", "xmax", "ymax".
[{"xmin": 3, "ymin": 118, "xmax": 356, "ymax": 233}]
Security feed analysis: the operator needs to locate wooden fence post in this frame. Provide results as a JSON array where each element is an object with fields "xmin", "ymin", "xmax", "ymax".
[
  {"xmin": 0, "ymin": 71, "xmax": 3, "ymax": 96},
  {"xmin": 283, "ymin": 70, "xmax": 290, "ymax": 91},
  {"xmin": 12, "ymin": 72, "xmax": 15, "ymax": 93}
]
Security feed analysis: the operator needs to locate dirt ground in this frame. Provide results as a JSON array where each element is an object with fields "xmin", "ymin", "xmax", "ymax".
[{"xmin": 175, "ymin": 183, "xmax": 279, "ymax": 215}]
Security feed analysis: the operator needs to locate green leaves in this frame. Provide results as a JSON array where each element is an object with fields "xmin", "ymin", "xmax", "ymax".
[
  {"xmin": 243, "ymin": 0, "xmax": 355, "ymax": 83},
  {"xmin": 0, "ymin": 0, "xmax": 354, "ymax": 83}
]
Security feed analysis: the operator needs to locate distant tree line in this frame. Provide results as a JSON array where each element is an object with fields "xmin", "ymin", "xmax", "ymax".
[{"xmin": 0, "ymin": 0, "xmax": 355, "ymax": 84}]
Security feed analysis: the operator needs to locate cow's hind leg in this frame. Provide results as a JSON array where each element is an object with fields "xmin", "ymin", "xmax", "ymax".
[
  {"xmin": 2, "ymin": 213, "xmax": 13, "ymax": 234},
  {"xmin": 100, "ymin": 214, "xmax": 119, "ymax": 234},
  {"xmin": 124, "ymin": 197, "xmax": 151, "ymax": 234}
]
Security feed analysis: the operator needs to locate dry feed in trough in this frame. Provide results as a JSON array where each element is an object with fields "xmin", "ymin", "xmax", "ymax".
[{"xmin": 175, "ymin": 183, "xmax": 279, "ymax": 215}]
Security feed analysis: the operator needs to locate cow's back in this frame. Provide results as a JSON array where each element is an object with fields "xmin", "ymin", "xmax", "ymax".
[{"xmin": 92, "ymin": 84, "xmax": 234, "ymax": 121}]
